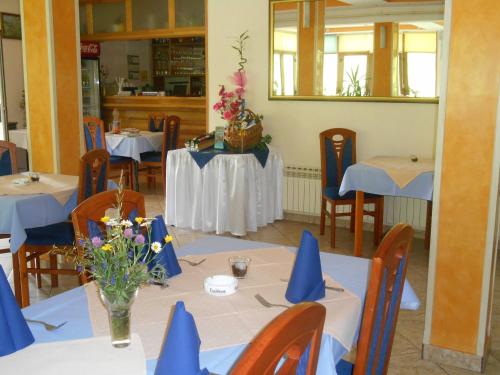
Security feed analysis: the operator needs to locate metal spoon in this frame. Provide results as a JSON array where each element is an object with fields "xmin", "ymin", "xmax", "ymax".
[
  {"xmin": 279, "ymin": 278, "xmax": 344, "ymax": 292},
  {"xmin": 25, "ymin": 318, "xmax": 67, "ymax": 331},
  {"xmin": 178, "ymin": 257, "xmax": 206, "ymax": 266},
  {"xmin": 255, "ymin": 293, "xmax": 289, "ymax": 309}
]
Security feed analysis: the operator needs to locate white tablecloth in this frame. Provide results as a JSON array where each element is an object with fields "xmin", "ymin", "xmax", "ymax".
[
  {"xmin": 165, "ymin": 147, "xmax": 283, "ymax": 235},
  {"xmin": 8, "ymin": 129, "xmax": 28, "ymax": 149},
  {"xmin": 105, "ymin": 131, "xmax": 163, "ymax": 162}
]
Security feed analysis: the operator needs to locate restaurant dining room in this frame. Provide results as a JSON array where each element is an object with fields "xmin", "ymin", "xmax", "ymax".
[{"xmin": 0, "ymin": 0, "xmax": 499, "ymax": 374}]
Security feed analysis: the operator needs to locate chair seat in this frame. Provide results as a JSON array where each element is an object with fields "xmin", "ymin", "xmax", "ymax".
[
  {"xmin": 110, "ymin": 155, "xmax": 131, "ymax": 165},
  {"xmin": 25, "ymin": 222, "xmax": 75, "ymax": 246},
  {"xmin": 140, "ymin": 152, "xmax": 161, "ymax": 163},
  {"xmin": 335, "ymin": 359, "xmax": 354, "ymax": 375},
  {"xmin": 323, "ymin": 187, "xmax": 381, "ymax": 201}
]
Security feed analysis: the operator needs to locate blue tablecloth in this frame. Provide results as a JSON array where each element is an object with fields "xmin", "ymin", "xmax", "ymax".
[
  {"xmin": 23, "ymin": 236, "xmax": 420, "ymax": 375},
  {"xmin": 189, "ymin": 146, "xmax": 270, "ymax": 169},
  {"xmin": 0, "ymin": 181, "xmax": 118, "ymax": 253},
  {"xmin": 339, "ymin": 163, "xmax": 434, "ymax": 200}
]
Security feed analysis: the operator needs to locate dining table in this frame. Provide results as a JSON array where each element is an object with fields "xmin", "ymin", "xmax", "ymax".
[
  {"xmin": 18, "ymin": 235, "xmax": 421, "ymax": 375},
  {"xmin": 165, "ymin": 145, "xmax": 283, "ymax": 236},
  {"xmin": 339, "ymin": 156, "xmax": 435, "ymax": 256}
]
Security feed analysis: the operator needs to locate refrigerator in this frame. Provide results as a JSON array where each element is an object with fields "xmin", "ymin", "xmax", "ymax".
[{"xmin": 80, "ymin": 41, "xmax": 101, "ymax": 118}]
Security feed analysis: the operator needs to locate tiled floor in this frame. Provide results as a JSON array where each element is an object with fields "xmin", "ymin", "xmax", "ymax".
[{"xmin": 22, "ymin": 183, "xmax": 500, "ymax": 374}]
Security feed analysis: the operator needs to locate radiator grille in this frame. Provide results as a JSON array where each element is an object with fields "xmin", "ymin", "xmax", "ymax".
[{"xmin": 283, "ymin": 165, "xmax": 427, "ymax": 231}]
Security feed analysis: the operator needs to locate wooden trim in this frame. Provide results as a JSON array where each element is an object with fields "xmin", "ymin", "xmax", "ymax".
[
  {"xmin": 168, "ymin": 0, "xmax": 176, "ymax": 29},
  {"xmin": 85, "ymin": 3, "xmax": 93, "ymax": 34},
  {"xmin": 125, "ymin": 0, "xmax": 132, "ymax": 32},
  {"xmin": 81, "ymin": 26, "xmax": 205, "ymax": 41},
  {"xmin": 204, "ymin": 0, "xmax": 208, "ymax": 132}
]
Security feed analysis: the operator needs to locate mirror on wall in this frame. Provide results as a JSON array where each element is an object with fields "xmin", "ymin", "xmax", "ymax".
[{"xmin": 269, "ymin": 0, "xmax": 444, "ymax": 102}]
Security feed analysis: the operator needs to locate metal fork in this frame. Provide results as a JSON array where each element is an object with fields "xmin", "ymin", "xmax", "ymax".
[
  {"xmin": 279, "ymin": 278, "xmax": 344, "ymax": 292},
  {"xmin": 178, "ymin": 257, "xmax": 206, "ymax": 266},
  {"xmin": 255, "ymin": 293, "xmax": 289, "ymax": 309},
  {"xmin": 25, "ymin": 318, "xmax": 67, "ymax": 331}
]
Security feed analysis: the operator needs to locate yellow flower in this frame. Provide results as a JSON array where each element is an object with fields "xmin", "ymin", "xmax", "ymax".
[
  {"xmin": 135, "ymin": 217, "xmax": 144, "ymax": 224},
  {"xmin": 101, "ymin": 244, "xmax": 112, "ymax": 252},
  {"xmin": 101, "ymin": 216, "xmax": 110, "ymax": 224},
  {"xmin": 164, "ymin": 235, "xmax": 173, "ymax": 244}
]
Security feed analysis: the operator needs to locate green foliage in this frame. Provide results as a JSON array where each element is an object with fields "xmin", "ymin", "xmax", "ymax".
[{"xmin": 339, "ymin": 66, "xmax": 369, "ymax": 97}]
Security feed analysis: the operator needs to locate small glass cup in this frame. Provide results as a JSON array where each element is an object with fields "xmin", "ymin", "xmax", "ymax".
[
  {"xmin": 228, "ymin": 256, "xmax": 251, "ymax": 279},
  {"xmin": 29, "ymin": 172, "xmax": 40, "ymax": 182}
]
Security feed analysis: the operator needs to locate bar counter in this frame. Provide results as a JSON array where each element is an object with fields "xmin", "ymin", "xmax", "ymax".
[{"xmin": 103, "ymin": 96, "xmax": 206, "ymax": 147}]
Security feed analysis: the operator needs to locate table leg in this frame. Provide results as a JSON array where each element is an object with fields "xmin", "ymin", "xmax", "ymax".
[
  {"xmin": 133, "ymin": 161, "xmax": 140, "ymax": 192},
  {"xmin": 354, "ymin": 191, "xmax": 364, "ymax": 257},
  {"xmin": 11, "ymin": 252, "xmax": 22, "ymax": 307},
  {"xmin": 18, "ymin": 245, "xmax": 30, "ymax": 307}
]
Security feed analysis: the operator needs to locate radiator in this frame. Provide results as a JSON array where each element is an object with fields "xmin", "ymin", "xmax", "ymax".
[{"xmin": 283, "ymin": 165, "xmax": 427, "ymax": 231}]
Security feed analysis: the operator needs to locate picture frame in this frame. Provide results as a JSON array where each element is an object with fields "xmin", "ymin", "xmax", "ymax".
[{"xmin": 1, "ymin": 13, "xmax": 21, "ymax": 40}]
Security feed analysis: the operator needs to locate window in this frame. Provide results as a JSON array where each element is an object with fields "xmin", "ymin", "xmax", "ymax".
[{"xmin": 273, "ymin": 30, "xmax": 297, "ymax": 96}]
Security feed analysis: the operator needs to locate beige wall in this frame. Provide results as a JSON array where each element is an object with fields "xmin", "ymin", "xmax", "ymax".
[
  {"xmin": 0, "ymin": 0, "xmax": 24, "ymax": 131},
  {"xmin": 207, "ymin": 0, "xmax": 438, "ymax": 168}
]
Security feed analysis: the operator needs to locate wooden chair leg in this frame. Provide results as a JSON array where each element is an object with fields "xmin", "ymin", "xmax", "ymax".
[
  {"xmin": 349, "ymin": 203, "xmax": 355, "ymax": 233},
  {"xmin": 18, "ymin": 245, "xmax": 30, "ymax": 308},
  {"xmin": 330, "ymin": 203, "xmax": 336, "ymax": 249},
  {"xmin": 320, "ymin": 199, "xmax": 326, "ymax": 235},
  {"xmin": 34, "ymin": 255, "xmax": 42, "ymax": 288},
  {"xmin": 425, "ymin": 200, "xmax": 432, "ymax": 250},
  {"xmin": 11, "ymin": 252, "xmax": 22, "ymax": 307},
  {"xmin": 49, "ymin": 254, "xmax": 59, "ymax": 287},
  {"xmin": 374, "ymin": 198, "xmax": 384, "ymax": 246}
]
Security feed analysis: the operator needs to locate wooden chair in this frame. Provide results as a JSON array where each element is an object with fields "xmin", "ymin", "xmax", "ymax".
[
  {"xmin": 0, "ymin": 140, "xmax": 17, "ymax": 176},
  {"xmin": 336, "ymin": 223, "xmax": 414, "ymax": 375},
  {"xmin": 83, "ymin": 116, "xmax": 133, "ymax": 188},
  {"xmin": 16, "ymin": 150, "xmax": 110, "ymax": 307},
  {"xmin": 71, "ymin": 189, "xmax": 146, "ymax": 284},
  {"xmin": 230, "ymin": 302, "xmax": 326, "ymax": 375},
  {"xmin": 141, "ymin": 115, "xmax": 180, "ymax": 192},
  {"xmin": 148, "ymin": 113, "xmax": 166, "ymax": 132},
  {"xmin": 319, "ymin": 128, "xmax": 384, "ymax": 249}
]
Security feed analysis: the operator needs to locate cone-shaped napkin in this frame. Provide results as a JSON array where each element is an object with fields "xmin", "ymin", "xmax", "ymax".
[
  {"xmin": 155, "ymin": 301, "xmax": 209, "ymax": 375},
  {"xmin": 0, "ymin": 265, "xmax": 35, "ymax": 357},
  {"xmin": 285, "ymin": 230, "xmax": 325, "ymax": 303},
  {"xmin": 150, "ymin": 215, "xmax": 181, "ymax": 277}
]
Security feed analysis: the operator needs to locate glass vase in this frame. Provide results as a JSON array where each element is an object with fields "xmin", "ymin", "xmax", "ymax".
[{"xmin": 99, "ymin": 288, "xmax": 138, "ymax": 348}]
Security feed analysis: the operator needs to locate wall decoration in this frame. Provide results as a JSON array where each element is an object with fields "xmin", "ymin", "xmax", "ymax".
[
  {"xmin": 127, "ymin": 54, "xmax": 139, "ymax": 80},
  {"xmin": 1, "ymin": 13, "xmax": 21, "ymax": 40}
]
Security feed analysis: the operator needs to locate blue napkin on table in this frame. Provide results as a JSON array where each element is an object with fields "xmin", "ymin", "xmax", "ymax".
[
  {"xmin": 285, "ymin": 230, "xmax": 326, "ymax": 304},
  {"xmin": 155, "ymin": 301, "xmax": 209, "ymax": 375},
  {"xmin": 150, "ymin": 215, "xmax": 181, "ymax": 277},
  {"xmin": 0, "ymin": 265, "xmax": 35, "ymax": 357}
]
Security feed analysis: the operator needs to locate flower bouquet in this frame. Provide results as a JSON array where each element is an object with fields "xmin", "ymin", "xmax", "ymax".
[{"xmin": 64, "ymin": 183, "xmax": 169, "ymax": 348}]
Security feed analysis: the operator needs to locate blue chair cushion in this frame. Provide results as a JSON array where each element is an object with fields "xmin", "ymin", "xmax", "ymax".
[
  {"xmin": 141, "ymin": 152, "xmax": 161, "ymax": 163},
  {"xmin": 323, "ymin": 187, "xmax": 380, "ymax": 201},
  {"xmin": 25, "ymin": 222, "xmax": 75, "ymax": 246},
  {"xmin": 110, "ymin": 155, "xmax": 131, "ymax": 165},
  {"xmin": 336, "ymin": 359, "xmax": 354, "ymax": 375},
  {"xmin": 0, "ymin": 150, "xmax": 12, "ymax": 176}
]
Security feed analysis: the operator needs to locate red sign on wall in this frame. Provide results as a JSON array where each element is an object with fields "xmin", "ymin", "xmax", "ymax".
[{"xmin": 80, "ymin": 41, "xmax": 100, "ymax": 58}]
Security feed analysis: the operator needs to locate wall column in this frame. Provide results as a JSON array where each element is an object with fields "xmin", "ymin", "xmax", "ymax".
[
  {"xmin": 372, "ymin": 22, "xmax": 398, "ymax": 97},
  {"xmin": 423, "ymin": 0, "xmax": 500, "ymax": 371},
  {"xmin": 21, "ymin": 0, "xmax": 82, "ymax": 175}
]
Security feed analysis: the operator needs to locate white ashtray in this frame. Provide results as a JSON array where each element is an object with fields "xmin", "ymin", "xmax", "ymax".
[
  {"xmin": 12, "ymin": 178, "xmax": 30, "ymax": 185},
  {"xmin": 204, "ymin": 275, "xmax": 238, "ymax": 297}
]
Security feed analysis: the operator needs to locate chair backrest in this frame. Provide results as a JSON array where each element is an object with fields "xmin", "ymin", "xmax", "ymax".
[
  {"xmin": 71, "ymin": 189, "xmax": 146, "ymax": 241},
  {"xmin": 83, "ymin": 116, "xmax": 106, "ymax": 151},
  {"xmin": 78, "ymin": 149, "xmax": 110, "ymax": 204},
  {"xmin": 148, "ymin": 113, "xmax": 166, "ymax": 132},
  {"xmin": 230, "ymin": 302, "xmax": 326, "ymax": 375},
  {"xmin": 161, "ymin": 115, "xmax": 181, "ymax": 190},
  {"xmin": 0, "ymin": 140, "xmax": 17, "ymax": 176},
  {"xmin": 319, "ymin": 128, "xmax": 356, "ymax": 189},
  {"xmin": 353, "ymin": 223, "xmax": 414, "ymax": 375}
]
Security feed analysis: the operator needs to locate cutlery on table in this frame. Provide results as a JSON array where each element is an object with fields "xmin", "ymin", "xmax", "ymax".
[
  {"xmin": 178, "ymin": 257, "xmax": 207, "ymax": 266},
  {"xmin": 255, "ymin": 293, "xmax": 289, "ymax": 309},
  {"xmin": 279, "ymin": 278, "xmax": 344, "ymax": 292},
  {"xmin": 25, "ymin": 318, "xmax": 67, "ymax": 331}
]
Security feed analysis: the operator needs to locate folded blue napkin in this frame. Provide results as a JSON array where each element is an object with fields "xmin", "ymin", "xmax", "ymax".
[
  {"xmin": 150, "ymin": 215, "xmax": 181, "ymax": 277},
  {"xmin": 155, "ymin": 301, "xmax": 209, "ymax": 375},
  {"xmin": 0, "ymin": 265, "xmax": 35, "ymax": 357},
  {"xmin": 285, "ymin": 230, "xmax": 325, "ymax": 304}
]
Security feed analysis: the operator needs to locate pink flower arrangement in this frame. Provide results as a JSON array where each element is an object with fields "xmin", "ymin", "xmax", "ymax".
[{"xmin": 213, "ymin": 70, "xmax": 247, "ymax": 121}]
